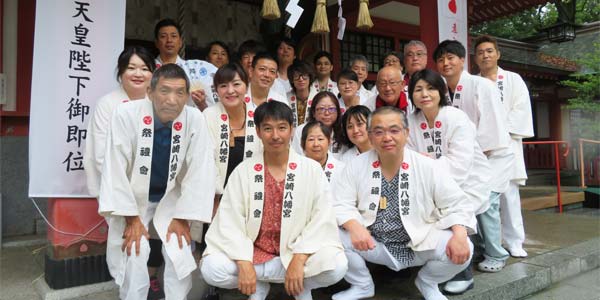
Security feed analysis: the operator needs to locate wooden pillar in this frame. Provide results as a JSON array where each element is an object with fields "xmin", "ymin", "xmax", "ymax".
[{"xmin": 419, "ymin": 0, "xmax": 439, "ymax": 70}]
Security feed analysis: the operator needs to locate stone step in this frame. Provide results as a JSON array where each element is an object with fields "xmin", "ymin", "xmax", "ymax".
[{"xmin": 449, "ymin": 238, "xmax": 600, "ymax": 300}]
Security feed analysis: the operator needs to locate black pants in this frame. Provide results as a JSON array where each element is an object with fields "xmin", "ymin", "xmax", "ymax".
[{"xmin": 147, "ymin": 238, "xmax": 164, "ymax": 268}]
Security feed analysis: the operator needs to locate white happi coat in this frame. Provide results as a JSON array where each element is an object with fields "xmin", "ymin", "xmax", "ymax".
[
  {"xmin": 449, "ymin": 70, "xmax": 513, "ymax": 193},
  {"xmin": 323, "ymin": 152, "xmax": 345, "ymax": 184},
  {"xmin": 272, "ymin": 77, "xmax": 293, "ymax": 96},
  {"xmin": 287, "ymin": 88, "xmax": 318, "ymax": 127},
  {"xmin": 407, "ymin": 106, "xmax": 492, "ymax": 215},
  {"xmin": 155, "ymin": 56, "xmax": 219, "ymax": 106},
  {"xmin": 359, "ymin": 85, "xmax": 374, "ymax": 103},
  {"xmin": 340, "ymin": 146, "xmax": 361, "ymax": 164},
  {"xmin": 333, "ymin": 149, "xmax": 476, "ymax": 252},
  {"xmin": 484, "ymin": 67, "xmax": 534, "ymax": 185},
  {"xmin": 245, "ymin": 84, "xmax": 289, "ymax": 111},
  {"xmin": 203, "ymin": 150, "xmax": 344, "ymax": 277},
  {"xmin": 99, "ymin": 99, "xmax": 216, "ymax": 283},
  {"xmin": 310, "ymin": 78, "xmax": 339, "ymax": 97},
  {"xmin": 204, "ymin": 102, "xmax": 262, "ymax": 194},
  {"xmin": 84, "ymin": 87, "xmax": 141, "ymax": 196}
]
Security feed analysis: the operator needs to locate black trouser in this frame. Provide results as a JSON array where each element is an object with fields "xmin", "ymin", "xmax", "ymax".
[{"xmin": 147, "ymin": 238, "xmax": 164, "ymax": 269}]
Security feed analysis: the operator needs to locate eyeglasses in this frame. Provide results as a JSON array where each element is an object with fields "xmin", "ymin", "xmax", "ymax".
[
  {"xmin": 293, "ymin": 74, "xmax": 310, "ymax": 81},
  {"xmin": 315, "ymin": 107, "xmax": 337, "ymax": 114},
  {"xmin": 384, "ymin": 58, "xmax": 400, "ymax": 64},
  {"xmin": 406, "ymin": 51, "xmax": 427, "ymax": 58},
  {"xmin": 376, "ymin": 80, "xmax": 402, "ymax": 88},
  {"xmin": 369, "ymin": 127, "xmax": 405, "ymax": 138}
]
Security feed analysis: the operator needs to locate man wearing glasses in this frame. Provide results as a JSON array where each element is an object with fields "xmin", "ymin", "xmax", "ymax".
[
  {"xmin": 403, "ymin": 40, "xmax": 429, "ymax": 80},
  {"xmin": 332, "ymin": 106, "xmax": 475, "ymax": 300},
  {"xmin": 371, "ymin": 66, "xmax": 409, "ymax": 113}
]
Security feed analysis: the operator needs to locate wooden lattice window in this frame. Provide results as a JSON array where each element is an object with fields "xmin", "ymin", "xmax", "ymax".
[{"xmin": 340, "ymin": 32, "xmax": 395, "ymax": 72}]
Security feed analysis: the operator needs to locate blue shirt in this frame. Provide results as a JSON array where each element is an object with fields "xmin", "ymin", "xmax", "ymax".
[{"xmin": 148, "ymin": 119, "xmax": 172, "ymax": 203}]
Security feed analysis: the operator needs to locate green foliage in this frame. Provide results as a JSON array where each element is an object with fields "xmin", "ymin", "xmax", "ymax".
[
  {"xmin": 561, "ymin": 42, "xmax": 600, "ymax": 140},
  {"xmin": 562, "ymin": 42, "xmax": 600, "ymax": 111},
  {"xmin": 470, "ymin": 0, "xmax": 600, "ymax": 40}
]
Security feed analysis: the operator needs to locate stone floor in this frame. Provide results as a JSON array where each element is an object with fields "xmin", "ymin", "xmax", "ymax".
[
  {"xmin": 521, "ymin": 268, "xmax": 600, "ymax": 300},
  {"xmin": 1, "ymin": 207, "xmax": 598, "ymax": 300}
]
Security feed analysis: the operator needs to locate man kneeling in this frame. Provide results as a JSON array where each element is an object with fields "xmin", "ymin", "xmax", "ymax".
[
  {"xmin": 201, "ymin": 101, "xmax": 347, "ymax": 300},
  {"xmin": 98, "ymin": 64, "xmax": 216, "ymax": 300},
  {"xmin": 332, "ymin": 107, "xmax": 475, "ymax": 300}
]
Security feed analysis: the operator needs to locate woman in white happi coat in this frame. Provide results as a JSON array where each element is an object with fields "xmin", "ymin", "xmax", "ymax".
[
  {"xmin": 337, "ymin": 69, "xmax": 375, "ymax": 112},
  {"xmin": 201, "ymin": 101, "xmax": 347, "ymax": 300},
  {"xmin": 310, "ymin": 51, "xmax": 339, "ymax": 97},
  {"xmin": 301, "ymin": 121, "xmax": 345, "ymax": 184},
  {"xmin": 286, "ymin": 60, "xmax": 318, "ymax": 127},
  {"xmin": 336, "ymin": 105, "xmax": 373, "ymax": 163},
  {"xmin": 407, "ymin": 69, "xmax": 491, "ymax": 217},
  {"xmin": 98, "ymin": 64, "xmax": 216, "ymax": 300},
  {"xmin": 291, "ymin": 91, "xmax": 346, "ymax": 158},
  {"xmin": 204, "ymin": 63, "xmax": 262, "ymax": 214},
  {"xmin": 84, "ymin": 46, "xmax": 155, "ymax": 197},
  {"xmin": 205, "ymin": 40, "xmax": 230, "ymax": 69}
]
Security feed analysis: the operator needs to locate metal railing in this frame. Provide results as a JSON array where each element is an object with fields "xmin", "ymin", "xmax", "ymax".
[
  {"xmin": 578, "ymin": 138, "xmax": 600, "ymax": 188},
  {"xmin": 523, "ymin": 141, "xmax": 570, "ymax": 213}
]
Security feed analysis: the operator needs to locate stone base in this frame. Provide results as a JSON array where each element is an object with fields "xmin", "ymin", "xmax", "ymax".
[{"xmin": 33, "ymin": 277, "xmax": 117, "ymax": 300}]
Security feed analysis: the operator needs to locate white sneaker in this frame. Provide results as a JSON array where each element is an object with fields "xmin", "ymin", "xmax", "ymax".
[
  {"xmin": 443, "ymin": 278, "xmax": 474, "ymax": 294},
  {"xmin": 415, "ymin": 276, "xmax": 447, "ymax": 300},
  {"xmin": 331, "ymin": 284, "xmax": 375, "ymax": 300},
  {"xmin": 508, "ymin": 247, "xmax": 528, "ymax": 258},
  {"xmin": 249, "ymin": 281, "xmax": 270, "ymax": 300}
]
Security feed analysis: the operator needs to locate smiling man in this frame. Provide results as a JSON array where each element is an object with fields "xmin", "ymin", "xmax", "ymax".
[
  {"xmin": 434, "ymin": 39, "xmax": 514, "ymax": 294},
  {"xmin": 474, "ymin": 35, "xmax": 534, "ymax": 259},
  {"xmin": 371, "ymin": 66, "xmax": 409, "ymax": 113},
  {"xmin": 98, "ymin": 64, "xmax": 216, "ymax": 300},
  {"xmin": 332, "ymin": 106, "xmax": 475, "ymax": 300},
  {"xmin": 246, "ymin": 52, "xmax": 289, "ymax": 110},
  {"xmin": 201, "ymin": 101, "xmax": 347, "ymax": 300},
  {"xmin": 153, "ymin": 18, "xmax": 218, "ymax": 110}
]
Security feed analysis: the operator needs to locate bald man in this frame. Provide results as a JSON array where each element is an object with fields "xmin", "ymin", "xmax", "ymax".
[{"xmin": 368, "ymin": 66, "xmax": 410, "ymax": 113}]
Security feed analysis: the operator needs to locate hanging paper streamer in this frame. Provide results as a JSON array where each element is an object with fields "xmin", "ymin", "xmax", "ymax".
[
  {"xmin": 357, "ymin": 0, "xmax": 374, "ymax": 30},
  {"xmin": 337, "ymin": 0, "xmax": 346, "ymax": 39},
  {"xmin": 286, "ymin": 0, "xmax": 304, "ymax": 28}
]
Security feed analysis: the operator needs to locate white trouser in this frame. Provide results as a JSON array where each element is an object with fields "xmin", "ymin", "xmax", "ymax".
[
  {"xmin": 500, "ymin": 181, "xmax": 526, "ymax": 249},
  {"xmin": 119, "ymin": 237, "xmax": 193, "ymax": 300},
  {"xmin": 340, "ymin": 229, "xmax": 472, "ymax": 295},
  {"xmin": 200, "ymin": 252, "xmax": 347, "ymax": 300}
]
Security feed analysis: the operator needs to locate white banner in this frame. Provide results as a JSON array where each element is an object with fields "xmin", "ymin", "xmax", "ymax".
[
  {"xmin": 29, "ymin": 0, "xmax": 126, "ymax": 197},
  {"xmin": 438, "ymin": 0, "xmax": 469, "ymax": 67}
]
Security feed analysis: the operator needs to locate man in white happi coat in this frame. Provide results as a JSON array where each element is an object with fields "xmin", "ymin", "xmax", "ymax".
[
  {"xmin": 402, "ymin": 40, "xmax": 430, "ymax": 112},
  {"xmin": 201, "ymin": 101, "xmax": 347, "ymax": 300},
  {"xmin": 245, "ymin": 52, "xmax": 289, "ymax": 110},
  {"xmin": 349, "ymin": 55, "xmax": 375, "ymax": 104},
  {"xmin": 98, "ymin": 64, "xmax": 216, "ymax": 300},
  {"xmin": 310, "ymin": 51, "xmax": 340, "ymax": 97},
  {"xmin": 332, "ymin": 106, "xmax": 475, "ymax": 300},
  {"xmin": 474, "ymin": 35, "xmax": 534, "ymax": 258},
  {"xmin": 434, "ymin": 40, "xmax": 514, "ymax": 291},
  {"xmin": 154, "ymin": 18, "xmax": 218, "ymax": 110}
]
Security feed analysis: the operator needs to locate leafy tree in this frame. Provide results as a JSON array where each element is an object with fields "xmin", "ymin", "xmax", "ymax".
[
  {"xmin": 561, "ymin": 42, "xmax": 600, "ymax": 141},
  {"xmin": 470, "ymin": 0, "xmax": 600, "ymax": 40}
]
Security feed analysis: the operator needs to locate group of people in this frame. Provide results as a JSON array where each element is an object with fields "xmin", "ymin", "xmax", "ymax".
[{"xmin": 83, "ymin": 18, "xmax": 534, "ymax": 300}]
